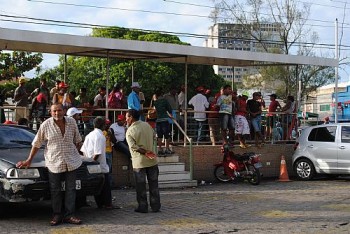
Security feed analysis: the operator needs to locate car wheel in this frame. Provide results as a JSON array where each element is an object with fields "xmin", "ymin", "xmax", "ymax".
[{"xmin": 294, "ymin": 159, "xmax": 315, "ymax": 180}]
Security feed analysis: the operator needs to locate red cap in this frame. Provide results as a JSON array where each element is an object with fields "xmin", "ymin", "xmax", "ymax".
[
  {"xmin": 117, "ymin": 114, "xmax": 125, "ymax": 121},
  {"xmin": 196, "ymin": 86, "xmax": 205, "ymax": 92},
  {"xmin": 205, "ymin": 89, "xmax": 211, "ymax": 95},
  {"xmin": 105, "ymin": 119, "xmax": 111, "ymax": 125},
  {"xmin": 59, "ymin": 82, "xmax": 69, "ymax": 89}
]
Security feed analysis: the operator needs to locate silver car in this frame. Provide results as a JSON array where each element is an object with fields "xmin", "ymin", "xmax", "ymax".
[{"xmin": 292, "ymin": 123, "xmax": 350, "ymax": 180}]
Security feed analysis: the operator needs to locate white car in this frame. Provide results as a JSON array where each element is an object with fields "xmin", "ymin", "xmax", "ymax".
[{"xmin": 292, "ymin": 123, "xmax": 350, "ymax": 180}]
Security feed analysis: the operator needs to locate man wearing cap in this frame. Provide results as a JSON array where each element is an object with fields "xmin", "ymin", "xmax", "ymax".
[
  {"xmin": 109, "ymin": 114, "xmax": 131, "ymax": 159},
  {"xmin": 265, "ymin": 94, "xmax": 281, "ymax": 140},
  {"xmin": 14, "ymin": 77, "xmax": 29, "ymax": 121},
  {"xmin": 67, "ymin": 107, "xmax": 84, "ymax": 137},
  {"xmin": 188, "ymin": 86, "xmax": 209, "ymax": 144},
  {"xmin": 127, "ymin": 82, "xmax": 141, "ymax": 111},
  {"xmin": 52, "ymin": 82, "xmax": 72, "ymax": 109}
]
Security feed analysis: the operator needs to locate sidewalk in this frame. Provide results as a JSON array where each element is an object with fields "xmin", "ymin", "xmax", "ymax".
[{"xmin": 1, "ymin": 179, "xmax": 350, "ymax": 233}]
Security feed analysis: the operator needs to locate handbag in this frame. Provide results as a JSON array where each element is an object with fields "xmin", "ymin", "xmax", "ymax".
[{"xmin": 147, "ymin": 100, "xmax": 157, "ymax": 120}]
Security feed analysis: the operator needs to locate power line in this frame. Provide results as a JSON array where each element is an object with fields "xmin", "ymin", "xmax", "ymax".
[{"xmin": 1, "ymin": 13, "xmax": 349, "ymax": 51}]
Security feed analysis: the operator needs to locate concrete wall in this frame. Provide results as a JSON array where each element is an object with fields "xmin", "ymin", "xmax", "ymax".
[{"xmin": 111, "ymin": 144, "xmax": 295, "ymax": 187}]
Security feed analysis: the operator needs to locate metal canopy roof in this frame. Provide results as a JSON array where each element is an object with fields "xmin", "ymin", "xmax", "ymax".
[{"xmin": 0, "ymin": 27, "xmax": 338, "ymax": 67}]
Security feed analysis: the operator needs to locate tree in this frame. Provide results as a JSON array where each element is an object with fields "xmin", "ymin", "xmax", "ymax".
[
  {"xmin": 43, "ymin": 27, "xmax": 224, "ymax": 104},
  {"xmin": 211, "ymin": 0, "xmax": 334, "ymax": 98},
  {"xmin": 0, "ymin": 51, "xmax": 43, "ymax": 81}
]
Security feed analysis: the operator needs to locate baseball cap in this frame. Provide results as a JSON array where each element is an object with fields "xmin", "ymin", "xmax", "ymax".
[
  {"xmin": 131, "ymin": 82, "xmax": 141, "ymax": 88},
  {"xmin": 59, "ymin": 82, "xmax": 69, "ymax": 89},
  {"xmin": 66, "ymin": 107, "xmax": 82, "ymax": 117},
  {"xmin": 105, "ymin": 119, "xmax": 111, "ymax": 125},
  {"xmin": 117, "ymin": 114, "xmax": 125, "ymax": 121}
]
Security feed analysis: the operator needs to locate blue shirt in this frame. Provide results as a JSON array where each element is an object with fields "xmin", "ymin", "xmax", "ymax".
[{"xmin": 127, "ymin": 91, "xmax": 141, "ymax": 111}]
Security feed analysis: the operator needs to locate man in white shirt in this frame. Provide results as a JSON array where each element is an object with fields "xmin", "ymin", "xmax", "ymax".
[
  {"xmin": 80, "ymin": 116, "xmax": 114, "ymax": 209},
  {"xmin": 188, "ymin": 86, "xmax": 209, "ymax": 144},
  {"xmin": 109, "ymin": 114, "xmax": 131, "ymax": 159}
]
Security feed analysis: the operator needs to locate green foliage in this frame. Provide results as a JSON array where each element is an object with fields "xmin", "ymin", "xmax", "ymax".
[
  {"xmin": 41, "ymin": 27, "xmax": 223, "ymax": 104},
  {"xmin": 0, "ymin": 51, "xmax": 43, "ymax": 81}
]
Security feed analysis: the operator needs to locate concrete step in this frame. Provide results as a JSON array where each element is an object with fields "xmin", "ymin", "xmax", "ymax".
[
  {"xmin": 159, "ymin": 179, "xmax": 198, "ymax": 189},
  {"xmin": 157, "ymin": 155, "xmax": 179, "ymax": 163},
  {"xmin": 158, "ymin": 162, "xmax": 185, "ymax": 172},
  {"xmin": 158, "ymin": 171, "xmax": 191, "ymax": 181}
]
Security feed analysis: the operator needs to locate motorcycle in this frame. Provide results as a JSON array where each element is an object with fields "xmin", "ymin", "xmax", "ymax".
[{"xmin": 214, "ymin": 144, "xmax": 263, "ymax": 185}]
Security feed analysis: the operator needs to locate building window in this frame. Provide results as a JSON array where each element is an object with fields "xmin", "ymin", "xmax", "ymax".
[{"xmin": 320, "ymin": 104, "xmax": 330, "ymax": 111}]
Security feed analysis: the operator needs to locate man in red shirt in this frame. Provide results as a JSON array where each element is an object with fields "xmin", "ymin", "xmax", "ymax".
[
  {"xmin": 234, "ymin": 94, "xmax": 250, "ymax": 148},
  {"xmin": 265, "ymin": 94, "xmax": 281, "ymax": 140}
]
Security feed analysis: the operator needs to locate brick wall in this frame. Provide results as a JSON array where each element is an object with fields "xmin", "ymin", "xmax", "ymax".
[{"xmin": 111, "ymin": 144, "xmax": 295, "ymax": 186}]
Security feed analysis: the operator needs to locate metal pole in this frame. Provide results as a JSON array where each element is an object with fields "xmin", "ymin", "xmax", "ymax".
[
  {"xmin": 184, "ymin": 58, "xmax": 188, "ymax": 146},
  {"xmin": 231, "ymin": 66, "xmax": 235, "ymax": 90},
  {"xmin": 335, "ymin": 19, "xmax": 339, "ymax": 123},
  {"xmin": 64, "ymin": 54, "xmax": 67, "ymax": 83},
  {"xmin": 106, "ymin": 50, "xmax": 110, "ymax": 119},
  {"xmin": 132, "ymin": 60, "xmax": 135, "ymax": 83}
]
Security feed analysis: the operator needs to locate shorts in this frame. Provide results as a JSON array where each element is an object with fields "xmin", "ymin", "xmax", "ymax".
[
  {"xmin": 156, "ymin": 121, "xmax": 170, "ymax": 139},
  {"xmin": 219, "ymin": 113, "xmax": 235, "ymax": 130},
  {"xmin": 235, "ymin": 115, "xmax": 250, "ymax": 135},
  {"xmin": 251, "ymin": 115, "xmax": 262, "ymax": 132}
]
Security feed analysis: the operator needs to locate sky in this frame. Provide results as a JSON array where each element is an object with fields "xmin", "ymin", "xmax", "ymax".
[{"xmin": 0, "ymin": 0, "xmax": 349, "ymax": 81}]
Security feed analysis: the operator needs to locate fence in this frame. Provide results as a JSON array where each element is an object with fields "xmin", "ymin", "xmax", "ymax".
[{"xmin": 0, "ymin": 105, "xmax": 300, "ymax": 145}]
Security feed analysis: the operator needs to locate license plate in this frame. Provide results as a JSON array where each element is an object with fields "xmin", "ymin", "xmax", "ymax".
[
  {"xmin": 61, "ymin": 180, "xmax": 81, "ymax": 191},
  {"xmin": 254, "ymin": 162, "xmax": 263, "ymax": 168}
]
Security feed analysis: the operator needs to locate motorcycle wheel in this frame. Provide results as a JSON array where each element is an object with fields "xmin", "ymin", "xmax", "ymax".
[
  {"xmin": 248, "ymin": 166, "xmax": 261, "ymax": 185},
  {"xmin": 214, "ymin": 165, "xmax": 231, "ymax": 182}
]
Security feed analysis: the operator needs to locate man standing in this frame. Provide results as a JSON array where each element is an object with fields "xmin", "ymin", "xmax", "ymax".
[
  {"xmin": 16, "ymin": 103, "xmax": 83, "ymax": 226},
  {"xmin": 188, "ymin": 86, "xmax": 209, "ymax": 144},
  {"xmin": 14, "ymin": 77, "xmax": 29, "ymax": 121},
  {"xmin": 125, "ymin": 109, "xmax": 160, "ymax": 213},
  {"xmin": 127, "ymin": 82, "xmax": 142, "ymax": 111},
  {"xmin": 216, "ymin": 85, "xmax": 236, "ymax": 145},
  {"xmin": 80, "ymin": 117, "xmax": 114, "ymax": 209},
  {"xmin": 247, "ymin": 92, "xmax": 265, "ymax": 147}
]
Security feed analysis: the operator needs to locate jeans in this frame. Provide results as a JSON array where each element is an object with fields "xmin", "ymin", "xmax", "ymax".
[
  {"xmin": 196, "ymin": 120, "xmax": 205, "ymax": 143},
  {"xmin": 251, "ymin": 115, "xmax": 262, "ymax": 132},
  {"xmin": 48, "ymin": 170, "xmax": 77, "ymax": 218},
  {"xmin": 114, "ymin": 140, "xmax": 131, "ymax": 159},
  {"xmin": 133, "ymin": 165, "xmax": 161, "ymax": 211},
  {"xmin": 94, "ymin": 173, "xmax": 112, "ymax": 208}
]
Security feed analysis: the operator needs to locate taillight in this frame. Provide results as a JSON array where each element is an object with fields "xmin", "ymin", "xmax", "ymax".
[{"xmin": 293, "ymin": 142, "xmax": 299, "ymax": 151}]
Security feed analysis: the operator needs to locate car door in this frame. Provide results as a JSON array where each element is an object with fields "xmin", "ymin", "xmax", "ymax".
[
  {"xmin": 307, "ymin": 126, "xmax": 338, "ymax": 173},
  {"xmin": 337, "ymin": 125, "xmax": 350, "ymax": 173}
]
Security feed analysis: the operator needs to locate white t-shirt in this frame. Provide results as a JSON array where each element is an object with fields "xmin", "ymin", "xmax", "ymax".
[
  {"xmin": 109, "ymin": 123, "xmax": 126, "ymax": 142},
  {"xmin": 188, "ymin": 93, "xmax": 209, "ymax": 121},
  {"xmin": 94, "ymin": 94, "xmax": 104, "ymax": 107},
  {"xmin": 80, "ymin": 128, "xmax": 109, "ymax": 173}
]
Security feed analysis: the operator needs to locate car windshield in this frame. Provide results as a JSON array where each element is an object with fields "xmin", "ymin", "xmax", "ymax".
[{"xmin": 0, "ymin": 126, "xmax": 35, "ymax": 148}]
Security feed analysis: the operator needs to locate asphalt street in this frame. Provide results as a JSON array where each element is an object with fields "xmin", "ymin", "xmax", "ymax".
[{"xmin": 1, "ymin": 178, "xmax": 350, "ymax": 233}]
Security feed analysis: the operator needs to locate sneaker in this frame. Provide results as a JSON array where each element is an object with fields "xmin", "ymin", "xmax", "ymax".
[
  {"xmin": 239, "ymin": 144, "xmax": 247, "ymax": 149},
  {"xmin": 164, "ymin": 149, "xmax": 174, "ymax": 155}
]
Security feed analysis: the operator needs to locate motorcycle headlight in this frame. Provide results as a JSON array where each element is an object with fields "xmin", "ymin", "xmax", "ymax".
[
  {"xmin": 6, "ymin": 168, "xmax": 40, "ymax": 179},
  {"xmin": 87, "ymin": 164, "xmax": 102, "ymax": 174}
]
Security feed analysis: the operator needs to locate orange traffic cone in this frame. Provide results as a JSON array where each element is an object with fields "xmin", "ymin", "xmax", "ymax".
[{"xmin": 278, "ymin": 155, "xmax": 291, "ymax": 182}]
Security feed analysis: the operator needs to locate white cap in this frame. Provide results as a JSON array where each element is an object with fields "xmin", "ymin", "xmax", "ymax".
[
  {"xmin": 66, "ymin": 107, "xmax": 83, "ymax": 117},
  {"xmin": 131, "ymin": 82, "xmax": 141, "ymax": 88}
]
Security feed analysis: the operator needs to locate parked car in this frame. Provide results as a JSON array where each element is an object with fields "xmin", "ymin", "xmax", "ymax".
[
  {"xmin": 292, "ymin": 123, "xmax": 350, "ymax": 180},
  {"xmin": 0, "ymin": 124, "xmax": 104, "ymax": 203}
]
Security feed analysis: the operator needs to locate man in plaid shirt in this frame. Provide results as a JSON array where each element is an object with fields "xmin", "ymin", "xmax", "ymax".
[{"xmin": 17, "ymin": 103, "xmax": 83, "ymax": 226}]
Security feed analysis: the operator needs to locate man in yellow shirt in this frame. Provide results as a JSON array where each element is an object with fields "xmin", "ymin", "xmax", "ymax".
[{"xmin": 125, "ymin": 109, "xmax": 160, "ymax": 213}]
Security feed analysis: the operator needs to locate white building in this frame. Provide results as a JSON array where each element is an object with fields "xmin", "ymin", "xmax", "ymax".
[{"xmin": 205, "ymin": 23, "xmax": 282, "ymax": 83}]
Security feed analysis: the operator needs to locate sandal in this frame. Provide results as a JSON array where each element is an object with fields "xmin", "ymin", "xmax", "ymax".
[
  {"xmin": 50, "ymin": 215, "xmax": 62, "ymax": 226},
  {"xmin": 63, "ymin": 216, "xmax": 82, "ymax": 225}
]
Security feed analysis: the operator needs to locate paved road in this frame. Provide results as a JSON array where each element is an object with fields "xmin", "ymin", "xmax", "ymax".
[{"xmin": 1, "ymin": 178, "xmax": 350, "ymax": 233}]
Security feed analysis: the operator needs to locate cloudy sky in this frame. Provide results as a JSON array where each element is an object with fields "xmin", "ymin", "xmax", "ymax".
[{"xmin": 0, "ymin": 0, "xmax": 349, "ymax": 81}]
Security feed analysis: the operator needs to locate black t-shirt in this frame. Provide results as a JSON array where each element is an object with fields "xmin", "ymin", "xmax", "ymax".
[{"xmin": 247, "ymin": 99, "xmax": 261, "ymax": 114}]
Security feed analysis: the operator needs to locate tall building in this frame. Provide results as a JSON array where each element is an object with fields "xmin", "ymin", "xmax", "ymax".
[{"xmin": 205, "ymin": 23, "xmax": 281, "ymax": 83}]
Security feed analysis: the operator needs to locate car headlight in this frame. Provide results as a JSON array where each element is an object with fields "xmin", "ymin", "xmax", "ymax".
[
  {"xmin": 6, "ymin": 168, "xmax": 40, "ymax": 179},
  {"xmin": 87, "ymin": 164, "xmax": 102, "ymax": 174}
]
